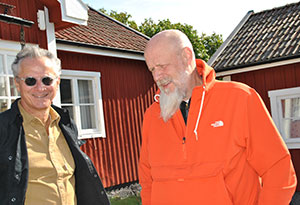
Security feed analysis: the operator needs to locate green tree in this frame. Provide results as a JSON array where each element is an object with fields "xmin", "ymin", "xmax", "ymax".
[
  {"xmin": 198, "ymin": 33, "xmax": 223, "ymax": 61},
  {"xmin": 100, "ymin": 8, "xmax": 138, "ymax": 30},
  {"xmin": 99, "ymin": 9, "xmax": 223, "ymax": 61}
]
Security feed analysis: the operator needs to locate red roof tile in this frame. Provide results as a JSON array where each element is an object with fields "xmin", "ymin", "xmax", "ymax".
[{"xmin": 55, "ymin": 7, "xmax": 149, "ymax": 53}]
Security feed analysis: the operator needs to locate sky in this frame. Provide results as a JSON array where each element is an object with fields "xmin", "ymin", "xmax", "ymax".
[{"xmin": 82, "ymin": 0, "xmax": 299, "ymax": 39}]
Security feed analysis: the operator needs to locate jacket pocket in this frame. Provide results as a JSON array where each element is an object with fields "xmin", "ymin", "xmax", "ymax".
[
  {"xmin": 151, "ymin": 171, "xmax": 233, "ymax": 205},
  {"xmin": 150, "ymin": 162, "xmax": 233, "ymax": 205}
]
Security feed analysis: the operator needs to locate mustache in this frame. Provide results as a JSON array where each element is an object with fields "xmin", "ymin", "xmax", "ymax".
[{"xmin": 157, "ymin": 77, "xmax": 172, "ymax": 88}]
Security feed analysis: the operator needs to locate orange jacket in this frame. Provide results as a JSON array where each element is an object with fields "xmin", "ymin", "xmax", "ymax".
[{"xmin": 138, "ymin": 59, "xmax": 296, "ymax": 205}]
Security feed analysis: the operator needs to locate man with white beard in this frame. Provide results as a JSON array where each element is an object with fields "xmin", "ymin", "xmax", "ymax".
[{"xmin": 138, "ymin": 29, "xmax": 296, "ymax": 205}]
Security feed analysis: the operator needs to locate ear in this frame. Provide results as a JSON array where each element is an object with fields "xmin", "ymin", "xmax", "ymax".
[
  {"xmin": 181, "ymin": 47, "xmax": 193, "ymax": 66},
  {"xmin": 57, "ymin": 77, "xmax": 61, "ymax": 84},
  {"xmin": 55, "ymin": 77, "xmax": 61, "ymax": 89}
]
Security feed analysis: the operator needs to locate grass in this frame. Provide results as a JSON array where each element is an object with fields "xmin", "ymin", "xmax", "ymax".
[{"xmin": 110, "ymin": 196, "xmax": 142, "ymax": 205}]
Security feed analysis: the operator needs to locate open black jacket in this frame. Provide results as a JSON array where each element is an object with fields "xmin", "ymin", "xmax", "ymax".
[{"xmin": 0, "ymin": 99, "xmax": 110, "ymax": 205}]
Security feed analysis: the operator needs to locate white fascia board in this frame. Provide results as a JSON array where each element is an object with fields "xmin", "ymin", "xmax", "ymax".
[
  {"xmin": 58, "ymin": 0, "xmax": 88, "ymax": 26},
  {"xmin": 216, "ymin": 58, "xmax": 300, "ymax": 77},
  {"xmin": 57, "ymin": 43, "xmax": 145, "ymax": 61},
  {"xmin": 0, "ymin": 40, "xmax": 37, "ymax": 52}
]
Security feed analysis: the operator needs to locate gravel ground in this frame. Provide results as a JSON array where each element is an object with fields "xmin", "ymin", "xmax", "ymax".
[
  {"xmin": 106, "ymin": 183, "xmax": 141, "ymax": 200},
  {"xmin": 106, "ymin": 184, "xmax": 299, "ymax": 204}
]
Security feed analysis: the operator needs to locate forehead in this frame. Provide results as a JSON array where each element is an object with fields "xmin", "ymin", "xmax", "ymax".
[
  {"xmin": 19, "ymin": 57, "xmax": 56, "ymax": 74},
  {"xmin": 145, "ymin": 43, "xmax": 177, "ymax": 66}
]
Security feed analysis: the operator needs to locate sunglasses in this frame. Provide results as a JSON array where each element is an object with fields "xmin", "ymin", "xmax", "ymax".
[{"xmin": 17, "ymin": 76, "xmax": 58, "ymax": 86}]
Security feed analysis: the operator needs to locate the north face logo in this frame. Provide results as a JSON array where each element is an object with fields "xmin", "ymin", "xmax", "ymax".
[{"xmin": 211, "ymin": 120, "xmax": 224, "ymax": 128}]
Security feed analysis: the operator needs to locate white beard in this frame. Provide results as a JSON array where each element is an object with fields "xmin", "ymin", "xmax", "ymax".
[
  {"xmin": 159, "ymin": 86, "xmax": 185, "ymax": 122},
  {"xmin": 158, "ymin": 70, "xmax": 190, "ymax": 122}
]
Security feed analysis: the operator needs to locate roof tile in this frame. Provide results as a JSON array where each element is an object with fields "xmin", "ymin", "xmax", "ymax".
[
  {"xmin": 212, "ymin": 2, "xmax": 300, "ymax": 71},
  {"xmin": 55, "ymin": 7, "xmax": 148, "ymax": 53}
]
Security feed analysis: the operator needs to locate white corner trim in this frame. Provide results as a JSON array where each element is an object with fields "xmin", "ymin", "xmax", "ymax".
[
  {"xmin": 58, "ymin": 0, "xmax": 88, "ymax": 26},
  {"xmin": 44, "ymin": 7, "xmax": 57, "ymax": 57},
  {"xmin": 57, "ymin": 43, "xmax": 145, "ymax": 61},
  {"xmin": 216, "ymin": 58, "xmax": 300, "ymax": 77}
]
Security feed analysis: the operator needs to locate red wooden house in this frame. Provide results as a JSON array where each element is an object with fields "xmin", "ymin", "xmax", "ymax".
[
  {"xmin": 0, "ymin": 0, "xmax": 155, "ymax": 189},
  {"xmin": 209, "ymin": 1, "xmax": 300, "ymax": 195}
]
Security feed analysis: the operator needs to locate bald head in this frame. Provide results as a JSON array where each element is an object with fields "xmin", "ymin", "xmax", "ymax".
[
  {"xmin": 144, "ymin": 30, "xmax": 198, "ymax": 120},
  {"xmin": 145, "ymin": 29, "xmax": 194, "ymax": 60}
]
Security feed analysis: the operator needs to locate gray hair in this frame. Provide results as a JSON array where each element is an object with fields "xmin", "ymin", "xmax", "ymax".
[{"xmin": 11, "ymin": 46, "xmax": 61, "ymax": 77}]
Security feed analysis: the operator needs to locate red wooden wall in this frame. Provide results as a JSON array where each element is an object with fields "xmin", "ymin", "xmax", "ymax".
[
  {"xmin": 231, "ymin": 62, "xmax": 300, "ymax": 190},
  {"xmin": 58, "ymin": 50, "xmax": 156, "ymax": 188},
  {"xmin": 0, "ymin": 0, "xmax": 48, "ymax": 48}
]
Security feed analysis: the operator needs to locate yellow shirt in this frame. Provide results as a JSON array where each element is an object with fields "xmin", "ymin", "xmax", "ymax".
[{"xmin": 18, "ymin": 102, "xmax": 76, "ymax": 205}]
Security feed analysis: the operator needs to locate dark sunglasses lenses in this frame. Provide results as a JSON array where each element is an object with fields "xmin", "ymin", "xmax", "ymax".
[
  {"xmin": 41, "ymin": 77, "xmax": 54, "ymax": 86},
  {"xmin": 24, "ymin": 77, "xmax": 54, "ymax": 86}
]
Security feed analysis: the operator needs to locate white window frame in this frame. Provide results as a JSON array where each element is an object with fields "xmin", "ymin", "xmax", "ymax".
[
  {"xmin": 59, "ymin": 69, "xmax": 106, "ymax": 139},
  {"xmin": 0, "ymin": 41, "xmax": 22, "ymax": 109},
  {"xmin": 268, "ymin": 87, "xmax": 300, "ymax": 149}
]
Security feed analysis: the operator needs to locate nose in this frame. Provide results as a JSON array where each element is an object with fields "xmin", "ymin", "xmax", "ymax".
[
  {"xmin": 152, "ymin": 67, "xmax": 163, "ymax": 82},
  {"xmin": 35, "ymin": 79, "xmax": 46, "ymax": 90}
]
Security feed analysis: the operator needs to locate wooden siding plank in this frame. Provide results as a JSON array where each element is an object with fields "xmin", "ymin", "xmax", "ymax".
[{"xmin": 58, "ymin": 50, "xmax": 155, "ymax": 188}]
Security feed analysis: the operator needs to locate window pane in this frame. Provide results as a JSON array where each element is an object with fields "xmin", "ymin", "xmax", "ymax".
[
  {"xmin": 7, "ymin": 55, "xmax": 15, "ymax": 75},
  {"xmin": 0, "ymin": 77, "xmax": 6, "ymax": 96},
  {"xmin": 281, "ymin": 97, "xmax": 300, "ymax": 138},
  {"xmin": 0, "ymin": 55, "xmax": 4, "ymax": 74},
  {"xmin": 60, "ymin": 79, "xmax": 73, "ymax": 103},
  {"xmin": 78, "ymin": 80, "xmax": 94, "ymax": 103},
  {"xmin": 80, "ymin": 105, "xmax": 96, "ymax": 129},
  {"xmin": 281, "ymin": 98, "xmax": 300, "ymax": 118},
  {"xmin": 62, "ymin": 106, "xmax": 74, "ymax": 120},
  {"xmin": 0, "ymin": 99, "xmax": 8, "ymax": 112},
  {"xmin": 10, "ymin": 77, "xmax": 19, "ymax": 96}
]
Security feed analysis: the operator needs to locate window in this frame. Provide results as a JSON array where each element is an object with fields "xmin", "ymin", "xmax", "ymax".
[
  {"xmin": 0, "ymin": 48, "xmax": 20, "ymax": 112},
  {"xmin": 268, "ymin": 87, "xmax": 300, "ymax": 149},
  {"xmin": 60, "ymin": 70, "xmax": 106, "ymax": 139}
]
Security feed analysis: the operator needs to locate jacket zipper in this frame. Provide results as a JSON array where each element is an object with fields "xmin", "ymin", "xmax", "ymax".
[{"xmin": 182, "ymin": 136, "xmax": 187, "ymax": 160}]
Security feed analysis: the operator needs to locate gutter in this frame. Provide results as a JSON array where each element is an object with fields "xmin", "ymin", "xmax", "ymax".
[
  {"xmin": 207, "ymin": 10, "xmax": 253, "ymax": 66},
  {"xmin": 0, "ymin": 13, "xmax": 34, "ymax": 27},
  {"xmin": 216, "ymin": 54, "xmax": 300, "ymax": 77}
]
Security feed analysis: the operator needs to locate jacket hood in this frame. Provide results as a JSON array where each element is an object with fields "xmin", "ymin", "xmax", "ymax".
[
  {"xmin": 154, "ymin": 59, "xmax": 216, "ymax": 102},
  {"xmin": 195, "ymin": 59, "xmax": 216, "ymax": 91}
]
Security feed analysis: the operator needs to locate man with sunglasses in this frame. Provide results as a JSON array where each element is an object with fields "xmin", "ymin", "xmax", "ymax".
[{"xmin": 0, "ymin": 46, "xmax": 110, "ymax": 204}]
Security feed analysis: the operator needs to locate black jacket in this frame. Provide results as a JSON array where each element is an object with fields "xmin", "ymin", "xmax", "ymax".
[{"xmin": 0, "ymin": 99, "xmax": 110, "ymax": 205}]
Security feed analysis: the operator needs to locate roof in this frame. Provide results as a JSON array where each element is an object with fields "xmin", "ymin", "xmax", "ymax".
[
  {"xmin": 210, "ymin": 2, "xmax": 300, "ymax": 72},
  {"xmin": 55, "ymin": 7, "xmax": 149, "ymax": 54}
]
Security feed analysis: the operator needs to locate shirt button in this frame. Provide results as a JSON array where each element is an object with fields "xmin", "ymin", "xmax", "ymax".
[
  {"xmin": 94, "ymin": 174, "xmax": 97, "ymax": 178},
  {"xmin": 8, "ymin": 156, "xmax": 13, "ymax": 161},
  {"xmin": 15, "ymin": 174, "xmax": 20, "ymax": 180},
  {"xmin": 11, "ymin": 197, "xmax": 16, "ymax": 202},
  {"xmin": 101, "ymin": 191, "xmax": 104, "ymax": 195}
]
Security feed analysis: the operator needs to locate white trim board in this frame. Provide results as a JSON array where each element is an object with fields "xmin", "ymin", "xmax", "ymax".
[
  {"xmin": 57, "ymin": 43, "xmax": 145, "ymax": 61},
  {"xmin": 216, "ymin": 58, "xmax": 300, "ymax": 77}
]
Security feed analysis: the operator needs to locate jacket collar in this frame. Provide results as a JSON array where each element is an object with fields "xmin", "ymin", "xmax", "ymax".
[{"xmin": 9, "ymin": 98, "xmax": 71, "ymax": 127}]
